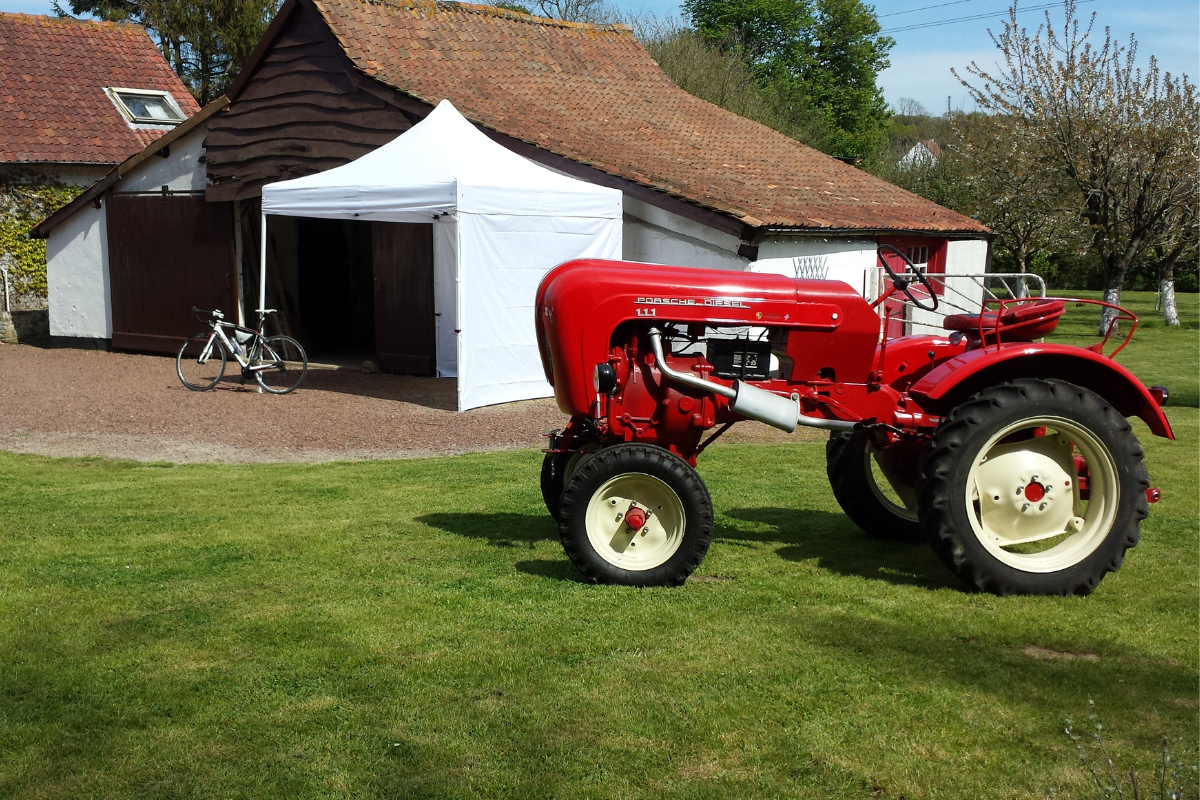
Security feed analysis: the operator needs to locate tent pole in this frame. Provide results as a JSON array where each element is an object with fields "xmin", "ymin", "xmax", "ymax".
[{"xmin": 259, "ymin": 209, "xmax": 268, "ymax": 321}]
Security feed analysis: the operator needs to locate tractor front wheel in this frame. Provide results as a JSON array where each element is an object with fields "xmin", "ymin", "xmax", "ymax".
[
  {"xmin": 919, "ymin": 379, "xmax": 1149, "ymax": 596},
  {"xmin": 558, "ymin": 444, "xmax": 713, "ymax": 586}
]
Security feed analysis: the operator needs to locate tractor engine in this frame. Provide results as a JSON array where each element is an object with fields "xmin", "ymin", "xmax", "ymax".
[{"xmin": 586, "ymin": 323, "xmax": 812, "ymax": 462}]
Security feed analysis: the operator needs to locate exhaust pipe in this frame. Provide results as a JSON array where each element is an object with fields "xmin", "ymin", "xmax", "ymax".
[{"xmin": 647, "ymin": 329, "xmax": 854, "ymax": 433}]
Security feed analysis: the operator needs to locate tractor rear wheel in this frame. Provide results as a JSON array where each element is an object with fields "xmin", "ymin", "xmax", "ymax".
[
  {"xmin": 826, "ymin": 431, "xmax": 923, "ymax": 541},
  {"xmin": 558, "ymin": 444, "xmax": 713, "ymax": 586},
  {"xmin": 919, "ymin": 379, "xmax": 1149, "ymax": 596}
]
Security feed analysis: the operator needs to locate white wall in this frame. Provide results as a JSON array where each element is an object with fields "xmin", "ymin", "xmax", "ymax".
[
  {"xmin": 119, "ymin": 125, "xmax": 209, "ymax": 193},
  {"xmin": 622, "ymin": 196, "xmax": 747, "ymax": 270},
  {"xmin": 47, "ymin": 202, "xmax": 110, "ymax": 338},
  {"xmin": 910, "ymin": 238, "xmax": 990, "ymax": 334},
  {"xmin": 749, "ymin": 237, "xmax": 878, "ymax": 294},
  {"xmin": 45, "ymin": 122, "xmax": 210, "ymax": 339}
]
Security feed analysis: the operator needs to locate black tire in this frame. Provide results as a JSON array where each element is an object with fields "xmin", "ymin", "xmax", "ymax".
[
  {"xmin": 541, "ymin": 451, "xmax": 572, "ymax": 518},
  {"xmin": 541, "ymin": 447, "xmax": 602, "ymax": 518},
  {"xmin": 254, "ymin": 336, "xmax": 307, "ymax": 394},
  {"xmin": 826, "ymin": 431, "xmax": 923, "ymax": 541},
  {"xmin": 919, "ymin": 379, "xmax": 1150, "ymax": 596},
  {"xmin": 176, "ymin": 333, "xmax": 226, "ymax": 391},
  {"xmin": 558, "ymin": 444, "xmax": 713, "ymax": 587}
]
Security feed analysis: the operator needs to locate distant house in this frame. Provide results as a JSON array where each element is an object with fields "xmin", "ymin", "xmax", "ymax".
[
  {"xmin": 0, "ymin": 13, "xmax": 199, "ymax": 187},
  {"xmin": 36, "ymin": 0, "xmax": 990, "ymax": 365},
  {"xmin": 898, "ymin": 140, "xmax": 943, "ymax": 170}
]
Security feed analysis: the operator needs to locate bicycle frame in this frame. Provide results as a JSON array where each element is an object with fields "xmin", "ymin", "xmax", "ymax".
[{"xmin": 198, "ymin": 319, "xmax": 278, "ymax": 373}]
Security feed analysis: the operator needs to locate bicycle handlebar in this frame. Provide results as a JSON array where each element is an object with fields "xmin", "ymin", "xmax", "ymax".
[{"xmin": 192, "ymin": 306, "xmax": 224, "ymax": 321}]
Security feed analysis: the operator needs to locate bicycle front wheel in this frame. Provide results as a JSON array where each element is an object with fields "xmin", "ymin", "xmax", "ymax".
[
  {"xmin": 254, "ymin": 335, "xmax": 307, "ymax": 394},
  {"xmin": 177, "ymin": 333, "xmax": 227, "ymax": 391}
]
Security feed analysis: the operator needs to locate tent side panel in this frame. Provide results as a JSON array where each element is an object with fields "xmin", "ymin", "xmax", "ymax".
[
  {"xmin": 457, "ymin": 213, "xmax": 622, "ymax": 411},
  {"xmin": 372, "ymin": 222, "xmax": 436, "ymax": 376},
  {"xmin": 107, "ymin": 194, "xmax": 237, "ymax": 353},
  {"xmin": 205, "ymin": 0, "xmax": 414, "ymax": 202}
]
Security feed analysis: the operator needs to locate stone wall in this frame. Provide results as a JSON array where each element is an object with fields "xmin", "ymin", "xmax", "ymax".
[
  {"xmin": 0, "ymin": 166, "xmax": 92, "ymax": 310},
  {"xmin": 0, "ymin": 309, "xmax": 49, "ymax": 345}
]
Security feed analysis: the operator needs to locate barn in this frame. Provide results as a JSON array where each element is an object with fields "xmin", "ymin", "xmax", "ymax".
[{"xmin": 34, "ymin": 0, "xmax": 990, "ymax": 374}]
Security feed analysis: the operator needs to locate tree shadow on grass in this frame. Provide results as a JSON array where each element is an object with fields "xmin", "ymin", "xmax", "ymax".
[{"xmin": 722, "ymin": 507, "xmax": 962, "ymax": 591}]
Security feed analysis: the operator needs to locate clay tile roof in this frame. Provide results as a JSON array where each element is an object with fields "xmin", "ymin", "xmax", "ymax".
[
  {"xmin": 0, "ymin": 13, "xmax": 200, "ymax": 165},
  {"xmin": 309, "ymin": 0, "xmax": 987, "ymax": 233}
]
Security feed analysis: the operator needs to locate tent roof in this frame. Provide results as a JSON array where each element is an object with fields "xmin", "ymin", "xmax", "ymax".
[{"xmin": 261, "ymin": 100, "xmax": 621, "ymax": 222}]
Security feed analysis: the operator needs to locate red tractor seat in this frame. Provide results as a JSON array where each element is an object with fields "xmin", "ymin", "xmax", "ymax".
[{"xmin": 943, "ymin": 299, "xmax": 1066, "ymax": 342}]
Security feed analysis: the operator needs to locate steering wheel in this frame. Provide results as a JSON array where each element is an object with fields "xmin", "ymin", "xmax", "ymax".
[{"xmin": 877, "ymin": 244, "xmax": 939, "ymax": 312}]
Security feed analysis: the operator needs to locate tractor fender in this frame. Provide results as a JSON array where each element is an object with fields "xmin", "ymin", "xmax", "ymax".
[{"xmin": 908, "ymin": 344, "xmax": 1174, "ymax": 439}]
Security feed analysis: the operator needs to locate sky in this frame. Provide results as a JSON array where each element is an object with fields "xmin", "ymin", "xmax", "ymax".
[{"xmin": 3, "ymin": 0, "xmax": 1197, "ymax": 113}]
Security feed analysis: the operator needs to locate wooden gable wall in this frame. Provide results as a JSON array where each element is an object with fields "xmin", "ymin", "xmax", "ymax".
[
  {"xmin": 205, "ymin": 0, "xmax": 419, "ymax": 201},
  {"xmin": 204, "ymin": 0, "xmax": 753, "ymax": 239}
]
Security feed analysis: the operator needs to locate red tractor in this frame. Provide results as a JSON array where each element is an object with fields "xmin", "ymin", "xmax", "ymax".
[{"xmin": 534, "ymin": 250, "xmax": 1172, "ymax": 596}]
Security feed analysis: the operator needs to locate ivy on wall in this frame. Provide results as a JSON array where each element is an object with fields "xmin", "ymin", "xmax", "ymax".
[{"xmin": 0, "ymin": 183, "xmax": 83, "ymax": 302}]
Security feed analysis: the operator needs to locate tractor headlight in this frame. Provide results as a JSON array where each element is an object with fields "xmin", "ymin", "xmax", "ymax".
[{"xmin": 593, "ymin": 362, "xmax": 617, "ymax": 395}]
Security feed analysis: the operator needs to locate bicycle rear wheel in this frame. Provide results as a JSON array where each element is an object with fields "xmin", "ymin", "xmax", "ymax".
[
  {"xmin": 177, "ymin": 333, "xmax": 227, "ymax": 391},
  {"xmin": 254, "ymin": 335, "xmax": 307, "ymax": 394}
]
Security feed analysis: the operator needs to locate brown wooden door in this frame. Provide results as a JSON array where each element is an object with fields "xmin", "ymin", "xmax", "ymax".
[
  {"xmin": 371, "ymin": 222, "xmax": 436, "ymax": 375},
  {"xmin": 107, "ymin": 194, "xmax": 237, "ymax": 353}
]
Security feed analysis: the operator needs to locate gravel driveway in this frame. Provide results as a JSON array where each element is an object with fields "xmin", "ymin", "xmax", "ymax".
[{"xmin": 0, "ymin": 345, "xmax": 814, "ymax": 463}]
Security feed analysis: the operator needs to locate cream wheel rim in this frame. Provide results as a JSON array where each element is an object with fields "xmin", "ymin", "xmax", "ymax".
[
  {"xmin": 966, "ymin": 416, "xmax": 1119, "ymax": 573},
  {"xmin": 863, "ymin": 443, "xmax": 919, "ymax": 522},
  {"xmin": 585, "ymin": 472, "xmax": 686, "ymax": 571}
]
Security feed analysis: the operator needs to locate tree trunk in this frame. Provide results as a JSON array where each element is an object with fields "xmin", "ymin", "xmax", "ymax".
[
  {"xmin": 1013, "ymin": 257, "xmax": 1029, "ymax": 300},
  {"xmin": 1006, "ymin": 242, "xmax": 1029, "ymax": 299},
  {"xmin": 1160, "ymin": 278, "xmax": 1179, "ymax": 326},
  {"xmin": 1100, "ymin": 283, "xmax": 1122, "ymax": 336},
  {"xmin": 1157, "ymin": 246, "xmax": 1182, "ymax": 327},
  {"xmin": 1098, "ymin": 250, "xmax": 1131, "ymax": 336}
]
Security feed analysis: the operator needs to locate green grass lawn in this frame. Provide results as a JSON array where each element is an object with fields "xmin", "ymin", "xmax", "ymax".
[{"xmin": 1, "ymin": 295, "xmax": 1197, "ymax": 799}]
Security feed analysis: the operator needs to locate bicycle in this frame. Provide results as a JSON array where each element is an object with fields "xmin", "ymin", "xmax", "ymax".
[{"xmin": 176, "ymin": 307, "xmax": 308, "ymax": 394}]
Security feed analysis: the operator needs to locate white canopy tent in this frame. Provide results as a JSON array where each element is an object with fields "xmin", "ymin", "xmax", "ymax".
[{"xmin": 259, "ymin": 100, "xmax": 623, "ymax": 410}]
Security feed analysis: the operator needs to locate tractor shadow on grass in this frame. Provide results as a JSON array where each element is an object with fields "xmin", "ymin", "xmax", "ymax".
[
  {"xmin": 721, "ymin": 507, "xmax": 962, "ymax": 591},
  {"xmin": 420, "ymin": 508, "xmax": 961, "ymax": 590},
  {"xmin": 416, "ymin": 512, "xmax": 588, "ymax": 583},
  {"xmin": 418, "ymin": 512, "xmax": 559, "ymax": 548}
]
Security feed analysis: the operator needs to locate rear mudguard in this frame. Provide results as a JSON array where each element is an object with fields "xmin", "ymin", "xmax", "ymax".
[{"xmin": 908, "ymin": 344, "xmax": 1174, "ymax": 439}]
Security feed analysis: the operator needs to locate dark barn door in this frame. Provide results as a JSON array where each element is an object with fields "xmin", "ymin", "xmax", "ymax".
[
  {"xmin": 107, "ymin": 194, "xmax": 237, "ymax": 353},
  {"xmin": 371, "ymin": 222, "xmax": 435, "ymax": 375}
]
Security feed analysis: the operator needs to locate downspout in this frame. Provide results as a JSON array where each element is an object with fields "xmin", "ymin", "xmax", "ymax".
[{"xmin": 234, "ymin": 198, "xmax": 244, "ymax": 326}]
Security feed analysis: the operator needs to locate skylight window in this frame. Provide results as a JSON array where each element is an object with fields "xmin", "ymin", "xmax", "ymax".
[{"xmin": 106, "ymin": 88, "xmax": 185, "ymax": 126}]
